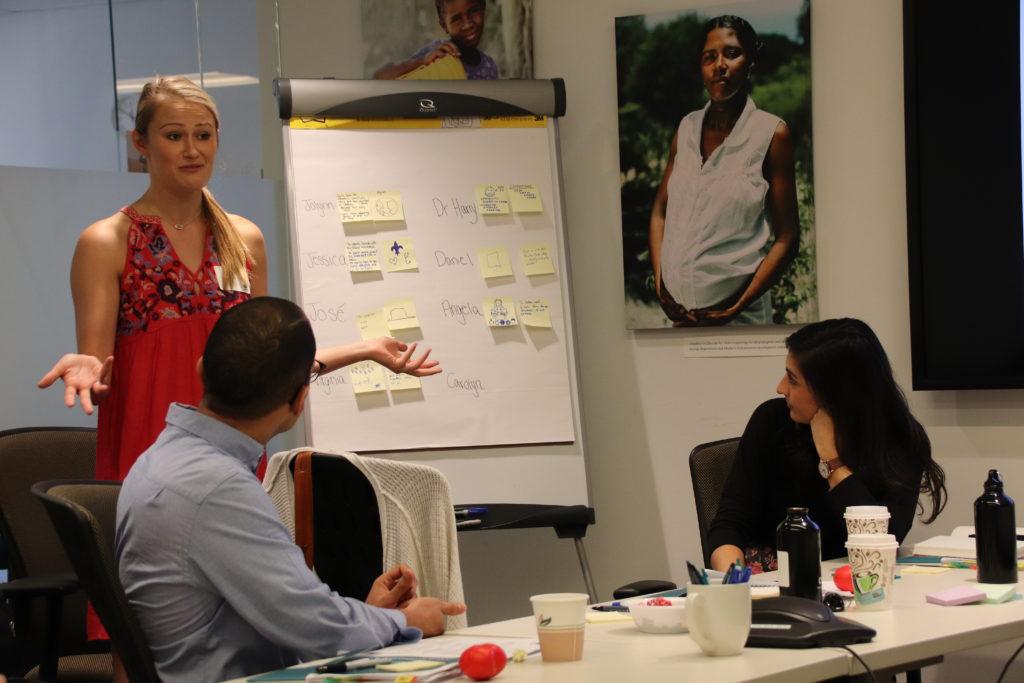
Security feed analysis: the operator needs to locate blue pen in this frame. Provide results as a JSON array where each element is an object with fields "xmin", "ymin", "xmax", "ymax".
[
  {"xmin": 454, "ymin": 506, "xmax": 488, "ymax": 517},
  {"xmin": 723, "ymin": 562, "xmax": 736, "ymax": 584}
]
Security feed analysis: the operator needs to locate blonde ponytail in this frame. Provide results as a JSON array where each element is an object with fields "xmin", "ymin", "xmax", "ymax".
[
  {"xmin": 202, "ymin": 188, "xmax": 252, "ymax": 289},
  {"xmin": 135, "ymin": 75, "xmax": 253, "ymax": 288}
]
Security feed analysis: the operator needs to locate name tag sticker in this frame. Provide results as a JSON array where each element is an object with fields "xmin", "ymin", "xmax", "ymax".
[{"xmin": 214, "ymin": 265, "xmax": 251, "ymax": 293}]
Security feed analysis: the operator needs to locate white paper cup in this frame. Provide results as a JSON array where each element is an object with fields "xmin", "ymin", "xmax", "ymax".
[
  {"xmin": 686, "ymin": 583, "xmax": 751, "ymax": 656},
  {"xmin": 844, "ymin": 505, "xmax": 891, "ymax": 535},
  {"xmin": 845, "ymin": 533, "xmax": 898, "ymax": 610},
  {"xmin": 530, "ymin": 593, "xmax": 587, "ymax": 661}
]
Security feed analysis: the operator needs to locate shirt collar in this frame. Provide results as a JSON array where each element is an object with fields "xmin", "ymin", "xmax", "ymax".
[{"xmin": 165, "ymin": 403, "xmax": 264, "ymax": 473}]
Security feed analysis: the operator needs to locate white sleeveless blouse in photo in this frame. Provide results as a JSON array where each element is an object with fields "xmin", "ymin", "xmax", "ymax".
[{"xmin": 660, "ymin": 97, "xmax": 782, "ymax": 323}]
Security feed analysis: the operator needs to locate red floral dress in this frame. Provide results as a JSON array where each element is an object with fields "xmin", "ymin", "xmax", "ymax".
[
  {"xmin": 96, "ymin": 206, "xmax": 251, "ymax": 480},
  {"xmin": 88, "ymin": 206, "xmax": 250, "ymax": 638}
]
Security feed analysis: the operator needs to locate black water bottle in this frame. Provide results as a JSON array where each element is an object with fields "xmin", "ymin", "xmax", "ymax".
[
  {"xmin": 777, "ymin": 507, "xmax": 821, "ymax": 600},
  {"xmin": 975, "ymin": 470, "xmax": 1018, "ymax": 584}
]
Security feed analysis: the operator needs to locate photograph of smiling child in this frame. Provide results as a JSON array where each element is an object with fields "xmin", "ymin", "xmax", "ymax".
[
  {"xmin": 616, "ymin": 1, "xmax": 817, "ymax": 329},
  {"xmin": 373, "ymin": 0, "xmax": 498, "ymax": 80}
]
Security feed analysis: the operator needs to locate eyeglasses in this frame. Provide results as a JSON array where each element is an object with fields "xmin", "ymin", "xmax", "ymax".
[{"xmin": 310, "ymin": 359, "xmax": 325, "ymax": 384}]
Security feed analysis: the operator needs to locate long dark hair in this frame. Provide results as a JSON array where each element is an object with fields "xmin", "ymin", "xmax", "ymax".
[{"xmin": 786, "ymin": 318, "xmax": 947, "ymax": 523}]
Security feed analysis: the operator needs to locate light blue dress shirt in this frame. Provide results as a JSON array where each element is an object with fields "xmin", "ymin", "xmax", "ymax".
[{"xmin": 115, "ymin": 403, "xmax": 420, "ymax": 683}]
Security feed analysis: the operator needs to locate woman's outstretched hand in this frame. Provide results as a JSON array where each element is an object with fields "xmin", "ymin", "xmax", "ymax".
[
  {"xmin": 368, "ymin": 338, "xmax": 442, "ymax": 377},
  {"xmin": 37, "ymin": 353, "xmax": 113, "ymax": 415}
]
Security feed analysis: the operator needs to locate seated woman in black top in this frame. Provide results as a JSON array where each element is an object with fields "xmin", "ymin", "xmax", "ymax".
[{"xmin": 707, "ymin": 318, "xmax": 947, "ymax": 572}]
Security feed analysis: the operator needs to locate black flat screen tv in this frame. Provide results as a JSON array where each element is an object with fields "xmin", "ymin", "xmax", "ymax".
[{"xmin": 904, "ymin": 0, "xmax": 1024, "ymax": 389}]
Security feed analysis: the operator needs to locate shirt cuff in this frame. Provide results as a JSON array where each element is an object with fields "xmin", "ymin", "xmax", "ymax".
[{"xmin": 384, "ymin": 608, "xmax": 422, "ymax": 644}]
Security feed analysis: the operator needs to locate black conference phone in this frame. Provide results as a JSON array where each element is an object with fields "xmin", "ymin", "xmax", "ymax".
[{"xmin": 746, "ymin": 596, "xmax": 876, "ymax": 648}]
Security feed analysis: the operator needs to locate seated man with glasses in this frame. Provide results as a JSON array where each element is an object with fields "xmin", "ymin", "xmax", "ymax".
[{"xmin": 115, "ymin": 297, "xmax": 466, "ymax": 683}]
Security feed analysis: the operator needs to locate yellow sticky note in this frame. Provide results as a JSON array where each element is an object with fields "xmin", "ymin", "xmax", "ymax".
[
  {"xmin": 336, "ymin": 192, "xmax": 373, "ymax": 223},
  {"xmin": 475, "ymin": 184, "xmax": 510, "ymax": 215},
  {"xmin": 345, "ymin": 239, "xmax": 380, "ymax": 272},
  {"xmin": 383, "ymin": 299, "xmax": 420, "ymax": 331},
  {"xmin": 484, "ymin": 298, "xmax": 518, "ymax": 327},
  {"xmin": 368, "ymin": 190, "xmax": 405, "ymax": 221},
  {"xmin": 477, "ymin": 246, "xmax": 513, "ymax": 279},
  {"xmin": 518, "ymin": 298, "xmax": 552, "ymax": 328},
  {"xmin": 376, "ymin": 660, "xmax": 445, "ymax": 673},
  {"xmin": 509, "ymin": 183, "xmax": 543, "ymax": 212},
  {"xmin": 386, "ymin": 371, "xmax": 422, "ymax": 392},
  {"xmin": 383, "ymin": 238, "xmax": 418, "ymax": 272},
  {"xmin": 357, "ymin": 310, "xmax": 390, "ymax": 341},
  {"xmin": 520, "ymin": 244, "xmax": 555, "ymax": 276},
  {"xmin": 350, "ymin": 361, "xmax": 386, "ymax": 394}
]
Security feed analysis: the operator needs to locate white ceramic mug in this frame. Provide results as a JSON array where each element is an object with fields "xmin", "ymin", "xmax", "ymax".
[
  {"xmin": 845, "ymin": 533, "xmax": 898, "ymax": 610},
  {"xmin": 687, "ymin": 583, "xmax": 751, "ymax": 656}
]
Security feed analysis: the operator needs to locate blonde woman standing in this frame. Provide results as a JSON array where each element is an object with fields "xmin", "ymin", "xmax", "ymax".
[{"xmin": 39, "ymin": 76, "xmax": 438, "ymax": 481}]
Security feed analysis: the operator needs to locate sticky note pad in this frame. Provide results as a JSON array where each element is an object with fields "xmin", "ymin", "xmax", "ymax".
[
  {"xmin": 520, "ymin": 244, "xmax": 555, "ymax": 276},
  {"xmin": 484, "ymin": 298, "xmax": 518, "ymax": 327},
  {"xmin": 337, "ymin": 192, "xmax": 373, "ymax": 223},
  {"xmin": 475, "ymin": 184, "xmax": 510, "ymax": 215},
  {"xmin": 975, "ymin": 583, "xmax": 1018, "ymax": 604},
  {"xmin": 518, "ymin": 298, "xmax": 552, "ymax": 328},
  {"xmin": 383, "ymin": 299, "xmax": 420, "ymax": 331},
  {"xmin": 925, "ymin": 585, "xmax": 986, "ymax": 606},
  {"xmin": 383, "ymin": 238, "xmax": 418, "ymax": 272},
  {"xmin": 477, "ymin": 246, "xmax": 513, "ymax": 279},
  {"xmin": 350, "ymin": 361, "xmax": 386, "ymax": 394},
  {"xmin": 509, "ymin": 183, "xmax": 543, "ymax": 212},
  {"xmin": 386, "ymin": 371, "xmax": 421, "ymax": 392},
  {"xmin": 369, "ymin": 190, "xmax": 405, "ymax": 221},
  {"xmin": 357, "ymin": 310, "xmax": 390, "ymax": 341},
  {"xmin": 345, "ymin": 239, "xmax": 380, "ymax": 272},
  {"xmin": 586, "ymin": 610, "xmax": 633, "ymax": 624}
]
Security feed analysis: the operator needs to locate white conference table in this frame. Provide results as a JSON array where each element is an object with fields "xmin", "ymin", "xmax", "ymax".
[{"xmin": 227, "ymin": 565, "xmax": 1024, "ymax": 683}]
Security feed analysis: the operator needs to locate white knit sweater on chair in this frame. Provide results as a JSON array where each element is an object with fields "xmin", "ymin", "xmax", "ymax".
[{"xmin": 263, "ymin": 448, "xmax": 468, "ymax": 630}]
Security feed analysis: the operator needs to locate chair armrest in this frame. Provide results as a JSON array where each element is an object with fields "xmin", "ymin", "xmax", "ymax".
[
  {"xmin": 612, "ymin": 579, "xmax": 677, "ymax": 600},
  {"xmin": 0, "ymin": 572, "xmax": 78, "ymax": 597}
]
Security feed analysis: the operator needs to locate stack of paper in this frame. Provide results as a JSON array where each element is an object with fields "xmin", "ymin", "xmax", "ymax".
[{"xmin": 912, "ymin": 525, "xmax": 1024, "ymax": 559}]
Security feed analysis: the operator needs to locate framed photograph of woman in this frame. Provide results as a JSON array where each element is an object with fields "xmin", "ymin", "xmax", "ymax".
[{"xmin": 616, "ymin": 0, "xmax": 817, "ymax": 329}]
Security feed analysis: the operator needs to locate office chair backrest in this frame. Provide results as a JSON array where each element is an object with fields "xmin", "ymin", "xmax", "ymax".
[
  {"xmin": 689, "ymin": 437, "xmax": 741, "ymax": 567},
  {"xmin": 0, "ymin": 427, "xmax": 96, "ymax": 657},
  {"xmin": 32, "ymin": 481, "xmax": 160, "ymax": 683},
  {"xmin": 296, "ymin": 452, "xmax": 384, "ymax": 600}
]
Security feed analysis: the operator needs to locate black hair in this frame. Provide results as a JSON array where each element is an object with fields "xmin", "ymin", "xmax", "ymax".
[
  {"xmin": 699, "ymin": 15, "xmax": 761, "ymax": 66},
  {"xmin": 434, "ymin": 0, "xmax": 485, "ymax": 21},
  {"xmin": 202, "ymin": 297, "xmax": 316, "ymax": 420},
  {"xmin": 786, "ymin": 318, "xmax": 947, "ymax": 523}
]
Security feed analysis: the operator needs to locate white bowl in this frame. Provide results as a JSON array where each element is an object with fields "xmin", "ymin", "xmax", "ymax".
[{"xmin": 629, "ymin": 597, "xmax": 687, "ymax": 634}]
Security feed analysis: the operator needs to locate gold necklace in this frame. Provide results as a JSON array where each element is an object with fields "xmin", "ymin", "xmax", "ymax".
[{"xmin": 171, "ymin": 209, "xmax": 203, "ymax": 231}]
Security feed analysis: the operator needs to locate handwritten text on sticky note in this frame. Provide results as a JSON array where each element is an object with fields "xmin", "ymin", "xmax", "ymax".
[
  {"xmin": 475, "ymin": 184, "xmax": 510, "ymax": 215},
  {"xmin": 357, "ymin": 310, "xmax": 390, "ymax": 340},
  {"xmin": 520, "ymin": 244, "xmax": 555, "ymax": 276},
  {"xmin": 509, "ymin": 183, "xmax": 543, "ymax": 212},
  {"xmin": 346, "ymin": 239, "xmax": 380, "ymax": 272},
  {"xmin": 518, "ymin": 299, "xmax": 552, "ymax": 327},
  {"xmin": 350, "ymin": 361, "xmax": 386, "ymax": 394}
]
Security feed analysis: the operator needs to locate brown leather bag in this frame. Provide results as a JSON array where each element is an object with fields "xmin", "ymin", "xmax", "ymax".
[{"xmin": 293, "ymin": 450, "xmax": 315, "ymax": 569}]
